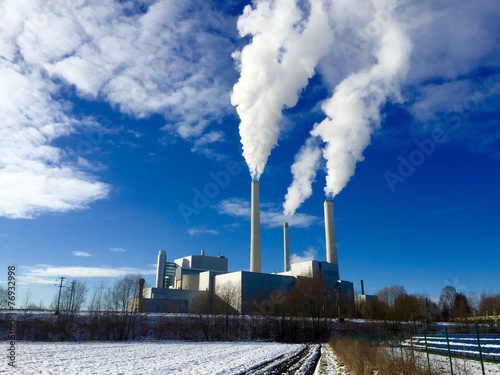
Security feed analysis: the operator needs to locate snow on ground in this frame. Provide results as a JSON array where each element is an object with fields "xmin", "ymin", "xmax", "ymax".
[
  {"xmin": 3, "ymin": 341, "xmax": 499, "ymax": 375},
  {"xmin": 414, "ymin": 351, "xmax": 500, "ymax": 375},
  {"xmin": 314, "ymin": 344, "xmax": 347, "ymax": 375},
  {"xmin": 1, "ymin": 341, "xmax": 306, "ymax": 375}
]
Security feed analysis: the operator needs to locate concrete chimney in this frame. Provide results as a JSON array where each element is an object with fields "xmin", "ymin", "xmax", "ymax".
[
  {"xmin": 283, "ymin": 222, "xmax": 290, "ymax": 272},
  {"xmin": 361, "ymin": 279, "xmax": 365, "ymax": 295},
  {"xmin": 156, "ymin": 250, "xmax": 167, "ymax": 288},
  {"xmin": 324, "ymin": 200, "xmax": 338, "ymax": 265},
  {"xmin": 138, "ymin": 278, "xmax": 145, "ymax": 312},
  {"xmin": 250, "ymin": 180, "xmax": 261, "ymax": 272}
]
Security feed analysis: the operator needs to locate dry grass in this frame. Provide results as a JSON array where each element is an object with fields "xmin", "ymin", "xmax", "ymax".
[{"xmin": 329, "ymin": 337, "xmax": 441, "ymax": 375}]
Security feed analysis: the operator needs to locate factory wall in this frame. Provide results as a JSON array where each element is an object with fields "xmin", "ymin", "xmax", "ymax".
[
  {"xmin": 214, "ymin": 271, "xmax": 296, "ymax": 315},
  {"xmin": 142, "ymin": 287, "xmax": 207, "ymax": 313},
  {"xmin": 287, "ymin": 260, "xmax": 339, "ymax": 286},
  {"xmin": 175, "ymin": 254, "xmax": 228, "ymax": 272}
]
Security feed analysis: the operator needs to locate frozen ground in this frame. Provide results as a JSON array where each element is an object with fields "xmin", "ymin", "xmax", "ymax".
[
  {"xmin": 1, "ymin": 341, "xmax": 325, "ymax": 375},
  {"xmin": 414, "ymin": 351, "xmax": 500, "ymax": 375},
  {"xmin": 2, "ymin": 341, "xmax": 499, "ymax": 374}
]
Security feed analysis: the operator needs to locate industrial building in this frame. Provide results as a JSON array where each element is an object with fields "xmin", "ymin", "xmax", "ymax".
[{"xmin": 140, "ymin": 181, "xmax": 355, "ymax": 317}]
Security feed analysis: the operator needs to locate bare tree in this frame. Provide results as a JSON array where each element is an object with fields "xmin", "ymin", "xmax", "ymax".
[
  {"xmin": 88, "ymin": 283, "xmax": 105, "ymax": 312},
  {"xmin": 297, "ymin": 276, "xmax": 336, "ymax": 341},
  {"xmin": 377, "ymin": 285, "xmax": 407, "ymax": 322},
  {"xmin": 215, "ymin": 281, "xmax": 241, "ymax": 339},
  {"xmin": 453, "ymin": 293, "xmax": 472, "ymax": 320},
  {"xmin": 0, "ymin": 286, "xmax": 7, "ymax": 309},
  {"xmin": 60, "ymin": 280, "xmax": 87, "ymax": 320},
  {"xmin": 87, "ymin": 283, "xmax": 105, "ymax": 340},
  {"xmin": 191, "ymin": 292, "xmax": 216, "ymax": 341},
  {"xmin": 439, "ymin": 286, "xmax": 457, "ymax": 321},
  {"xmin": 364, "ymin": 296, "xmax": 387, "ymax": 320},
  {"xmin": 378, "ymin": 285, "xmax": 406, "ymax": 309},
  {"xmin": 479, "ymin": 293, "xmax": 500, "ymax": 317},
  {"xmin": 105, "ymin": 275, "xmax": 141, "ymax": 340},
  {"xmin": 22, "ymin": 286, "xmax": 33, "ymax": 311}
]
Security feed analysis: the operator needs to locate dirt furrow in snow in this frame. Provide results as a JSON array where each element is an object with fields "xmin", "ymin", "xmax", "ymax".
[
  {"xmin": 313, "ymin": 343, "xmax": 348, "ymax": 375},
  {"xmin": 243, "ymin": 344, "xmax": 321, "ymax": 375}
]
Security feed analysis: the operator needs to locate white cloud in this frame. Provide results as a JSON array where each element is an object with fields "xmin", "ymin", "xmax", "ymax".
[
  {"xmin": 0, "ymin": 1, "xmax": 111, "ymax": 219},
  {"xmin": 109, "ymin": 247, "xmax": 126, "ymax": 253},
  {"xmin": 40, "ymin": 0, "xmax": 236, "ymax": 142},
  {"xmin": 216, "ymin": 198, "xmax": 318, "ymax": 228},
  {"xmin": 0, "ymin": 63, "xmax": 110, "ymax": 219},
  {"xmin": 290, "ymin": 247, "xmax": 317, "ymax": 264},
  {"xmin": 72, "ymin": 250, "xmax": 91, "ymax": 257},
  {"xmin": 187, "ymin": 228, "xmax": 219, "ymax": 236},
  {"xmin": 404, "ymin": 1, "xmax": 500, "ymax": 85},
  {"xmin": 0, "ymin": 0, "xmax": 238, "ymax": 219},
  {"xmin": 191, "ymin": 131, "xmax": 226, "ymax": 159},
  {"xmin": 19, "ymin": 264, "xmax": 156, "ymax": 285}
]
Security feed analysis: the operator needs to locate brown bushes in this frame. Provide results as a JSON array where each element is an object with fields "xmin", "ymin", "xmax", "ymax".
[{"xmin": 329, "ymin": 337, "xmax": 441, "ymax": 375}]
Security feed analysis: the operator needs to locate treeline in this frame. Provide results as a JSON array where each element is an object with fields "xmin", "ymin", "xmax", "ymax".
[
  {"xmin": 356, "ymin": 284, "xmax": 500, "ymax": 322},
  {"xmin": 1, "ymin": 275, "xmax": 142, "ymax": 341},
  {"xmin": 2, "ymin": 277, "xmax": 500, "ymax": 342}
]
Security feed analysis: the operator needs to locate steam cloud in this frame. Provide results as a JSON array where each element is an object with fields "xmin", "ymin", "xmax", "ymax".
[
  {"xmin": 231, "ymin": 0, "xmax": 334, "ymax": 180},
  {"xmin": 283, "ymin": 136, "xmax": 322, "ymax": 215},
  {"xmin": 313, "ymin": 9, "xmax": 411, "ymax": 198},
  {"xmin": 288, "ymin": 2, "xmax": 412, "ymax": 214},
  {"xmin": 232, "ymin": 0, "xmax": 412, "ymax": 214}
]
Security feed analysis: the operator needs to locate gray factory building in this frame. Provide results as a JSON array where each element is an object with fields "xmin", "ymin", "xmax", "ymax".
[{"xmin": 139, "ymin": 192, "xmax": 355, "ymax": 317}]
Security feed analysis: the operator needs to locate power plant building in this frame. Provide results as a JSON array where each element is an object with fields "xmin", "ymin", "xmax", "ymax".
[{"xmin": 140, "ymin": 196, "xmax": 355, "ymax": 316}]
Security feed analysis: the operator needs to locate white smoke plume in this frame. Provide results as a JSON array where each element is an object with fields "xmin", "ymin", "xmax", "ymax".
[
  {"xmin": 231, "ymin": 0, "xmax": 334, "ymax": 180},
  {"xmin": 284, "ymin": 1, "xmax": 412, "ymax": 214},
  {"xmin": 283, "ymin": 136, "xmax": 322, "ymax": 215}
]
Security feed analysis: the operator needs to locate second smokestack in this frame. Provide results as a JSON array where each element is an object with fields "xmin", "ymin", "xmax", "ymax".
[
  {"xmin": 323, "ymin": 200, "xmax": 338, "ymax": 265},
  {"xmin": 250, "ymin": 180, "xmax": 261, "ymax": 272},
  {"xmin": 283, "ymin": 222, "xmax": 290, "ymax": 272}
]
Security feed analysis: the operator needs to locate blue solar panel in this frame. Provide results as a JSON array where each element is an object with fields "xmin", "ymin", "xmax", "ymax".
[{"xmin": 401, "ymin": 333, "xmax": 500, "ymax": 362}]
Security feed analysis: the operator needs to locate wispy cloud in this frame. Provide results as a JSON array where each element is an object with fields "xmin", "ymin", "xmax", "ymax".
[
  {"xmin": 72, "ymin": 250, "xmax": 91, "ymax": 257},
  {"xmin": 41, "ymin": 1, "xmax": 236, "ymax": 146},
  {"xmin": 290, "ymin": 247, "xmax": 317, "ymax": 264},
  {"xmin": 187, "ymin": 228, "xmax": 219, "ymax": 236},
  {"xmin": 216, "ymin": 198, "xmax": 319, "ymax": 228},
  {"xmin": 109, "ymin": 247, "xmax": 126, "ymax": 253},
  {"xmin": 19, "ymin": 264, "xmax": 156, "ymax": 285},
  {"xmin": 0, "ymin": 0, "xmax": 237, "ymax": 219}
]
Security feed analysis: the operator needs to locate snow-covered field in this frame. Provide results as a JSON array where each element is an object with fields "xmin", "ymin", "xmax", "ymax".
[
  {"xmin": 414, "ymin": 351, "xmax": 500, "ymax": 375},
  {"xmin": 1, "ymin": 341, "xmax": 328, "ymax": 375},
  {"xmin": 2, "ymin": 340, "xmax": 499, "ymax": 375}
]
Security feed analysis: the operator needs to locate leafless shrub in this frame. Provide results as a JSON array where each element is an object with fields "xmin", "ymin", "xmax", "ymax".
[{"xmin": 329, "ymin": 337, "xmax": 441, "ymax": 375}]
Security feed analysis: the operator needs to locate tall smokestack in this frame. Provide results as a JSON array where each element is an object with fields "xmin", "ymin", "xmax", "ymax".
[
  {"xmin": 138, "ymin": 278, "xmax": 145, "ymax": 312},
  {"xmin": 324, "ymin": 200, "xmax": 338, "ymax": 265},
  {"xmin": 283, "ymin": 222, "xmax": 290, "ymax": 272},
  {"xmin": 250, "ymin": 180, "xmax": 261, "ymax": 272},
  {"xmin": 361, "ymin": 279, "xmax": 365, "ymax": 295},
  {"xmin": 156, "ymin": 250, "xmax": 166, "ymax": 288}
]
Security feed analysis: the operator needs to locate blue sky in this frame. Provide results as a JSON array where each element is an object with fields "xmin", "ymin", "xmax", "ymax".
[{"xmin": 0, "ymin": 0, "xmax": 499, "ymax": 307}]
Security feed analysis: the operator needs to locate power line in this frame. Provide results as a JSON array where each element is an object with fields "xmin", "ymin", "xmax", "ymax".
[{"xmin": 54, "ymin": 277, "xmax": 66, "ymax": 315}]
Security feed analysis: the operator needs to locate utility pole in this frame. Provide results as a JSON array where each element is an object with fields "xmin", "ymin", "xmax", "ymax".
[
  {"xmin": 68, "ymin": 280, "xmax": 76, "ymax": 316},
  {"xmin": 54, "ymin": 277, "xmax": 66, "ymax": 315}
]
